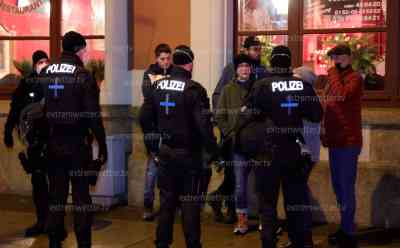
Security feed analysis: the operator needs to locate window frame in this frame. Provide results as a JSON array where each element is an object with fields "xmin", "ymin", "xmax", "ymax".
[
  {"xmin": 234, "ymin": 0, "xmax": 400, "ymax": 106},
  {"xmin": 0, "ymin": 0, "xmax": 105, "ymax": 99}
]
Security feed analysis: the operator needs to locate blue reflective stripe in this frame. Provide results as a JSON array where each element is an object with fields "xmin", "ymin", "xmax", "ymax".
[{"xmin": 160, "ymin": 101, "xmax": 176, "ymax": 107}]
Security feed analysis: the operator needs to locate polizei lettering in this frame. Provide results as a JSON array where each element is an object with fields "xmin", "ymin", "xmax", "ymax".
[
  {"xmin": 46, "ymin": 64, "xmax": 77, "ymax": 74},
  {"xmin": 157, "ymin": 80, "xmax": 185, "ymax": 92},
  {"xmin": 271, "ymin": 80, "xmax": 304, "ymax": 92}
]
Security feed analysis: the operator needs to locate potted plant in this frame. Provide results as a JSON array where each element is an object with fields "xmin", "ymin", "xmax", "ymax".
[{"xmin": 13, "ymin": 59, "xmax": 33, "ymax": 78}]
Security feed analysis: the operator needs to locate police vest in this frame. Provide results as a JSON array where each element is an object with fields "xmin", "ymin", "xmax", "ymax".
[
  {"xmin": 41, "ymin": 61, "xmax": 87, "ymax": 129},
  {"xmin": 153, "ymin": 77, "xmax": 199, "ymax": 151}
]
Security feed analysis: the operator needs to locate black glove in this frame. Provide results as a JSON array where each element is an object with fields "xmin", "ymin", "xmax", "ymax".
[
  {"xmin": 98, "ymin": 141, "xmax": 108, "ymax": 166},
  {"xmin": 18, "ymin": 152, "xmax": 33, "ymax": 174},
  {"xmin": 4, "ymin": 130, "xmax": 13, "ymax": 148}
]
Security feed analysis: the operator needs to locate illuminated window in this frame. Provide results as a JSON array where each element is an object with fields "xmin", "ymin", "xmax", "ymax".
[
  {"xmin": 62, "ymin": 0, "xmax": 105, "ymax": 35},
  {"xmin": 238, "ymin": 35, "xmax": 289, "ymax": 66},
  {"xmin": 0, "ymin": 0, "xmax": 51, "ymax": 36},
  {"xmin": 238, "ymin": 0, "xmax": 289, "ymax": 31},
  {"xmin": 235, "ymin": 0, "xmax": 398, "ymax": 101},
  {"xmin": 304, "ymin": 0, "xmax": 387, "ymax": 30},
  {"xmin": 0, "ymin": 0, "xmax": 105, "ymax": 94}
]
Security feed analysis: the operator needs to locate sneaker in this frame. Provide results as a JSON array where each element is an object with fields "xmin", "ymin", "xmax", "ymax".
[
  {"xmin": 143, "ymin": 208, "xmax": 155, "ymax": 221},
  {"xmin": 233, "ymin": 213, "xmax": 248, "ymax": 235},
  {"xmin": 25, "ymin": 222, "xmax": 46, "ymax": 237}
]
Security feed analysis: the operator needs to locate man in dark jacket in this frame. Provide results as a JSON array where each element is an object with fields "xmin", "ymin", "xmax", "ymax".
[
  {"xmin": 212, "ymin": 36, "xmax": 270, "ymax": 109},
  {"xmin": 141, "ymin": 43, "xmax": 173, "ymax": 221},
  {"xmin": 39, "ymin": 31, "xmax": 108, "ymax": 248},
  {"xmin": 4, "ymin": 50, "xmax": 50, "ymax": 237},
  {"xmin": 140, "ymin": 45, "xmax": 218, "ymax": 248},
  {"xmin": 241, "ymin": 46, "xmax": 322, "ymax": 248},
  {"xmin": 142, "ymin": 43, "xmax": 173, "ymax": 100}
]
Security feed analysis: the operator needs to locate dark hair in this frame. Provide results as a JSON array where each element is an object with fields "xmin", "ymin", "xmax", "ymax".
[
  {"xmin": 155, "ymin": 43, "xmax": 172, "ymax": 57},
  {"xmin": 243, "ymin": 36, "xmax": 261, "ymax": 49}
]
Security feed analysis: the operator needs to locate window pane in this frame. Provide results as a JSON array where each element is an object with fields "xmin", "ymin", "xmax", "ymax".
[
  {"xmin": 238, "ymin": 35, "xmax": 288, "ymax": 66},
  {"xmin": 304, "ymin": 0, "xmax": 387, "ymax": 30},
  {"xmin": 0, "ymin": 0, "xmax": 50, "ymax": 36},
  {"xmin": 0, "ymin": 40, "xmax": 49, "ymax": 79},
  {"xmin": 62, "ymin": 0, "xmax": 105, "ymax": 35},
  {"xmin": 238, "ymin": 0, "xmax": 288, "ymax": 31},
  {"xmin": 303, "ymin": 33, "xmax": 386, "ymax": 90},
  {"xmin": 85, "ymin": 39, "xmax": 104, "ymax": 61}
]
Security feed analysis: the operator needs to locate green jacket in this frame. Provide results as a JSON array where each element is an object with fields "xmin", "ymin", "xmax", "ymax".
[{"xmin": 215, "ymin": 79, "xmax": 253, "ymax": 139}]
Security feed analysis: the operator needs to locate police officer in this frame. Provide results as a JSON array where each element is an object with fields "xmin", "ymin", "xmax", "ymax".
[
  {"xmin": 39, "ymin": 31, "xmax": 108, "ymax": 248},
  {"xmin": 241, "ymin": 46, "xmax": 322, "ymax": 248},
  {"xmin": 3, "ymin": 50, "xmax": 50, "ymax": 237},
  {"xmin": 140, "ymin": 45, "xmax": 218, "ymax": 248}
]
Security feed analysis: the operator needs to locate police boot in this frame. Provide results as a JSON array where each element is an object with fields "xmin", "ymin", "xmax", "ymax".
[
  {"xmin": 224, "ymin": 205, "xmax": 237, "ymax": 224},
  {"xmin": 49, "ymin": 237, "xmax": 62, "ymax": 248},
  {"xmin": 337, "ymin": 233, "xmax": 358, "ymax": 248},
  {"xmin": 186, "ymin": 242, "xmax": 202, "ymax": 248},
  {"xmin": 25, "ymin": 222, "xmax": 46, "ymax": 237},
  {"xmin": 207, "ymin": 192, "xmax": 224, "ymax": 223},
  {"xmin": 328, "ymin": 229, "xmax": 345, "ymax": 245},
  {"xmin": 261, "ymin": 239, "xmax": 276, "ymax": 248},
  {"xmin": 289, "ymin": 232, "xmax": 314, "ymax": 248},
  {"xmin": 155, "ymin": 244, "xmax": 169, "ymax": 248}
]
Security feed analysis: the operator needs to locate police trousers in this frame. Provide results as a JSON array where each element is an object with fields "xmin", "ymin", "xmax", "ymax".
[
  {"xmin": 155, "ymin": 165, "xmax": 203, "ymax": 248},
  {"xmin": 255, "ymin": 159, "xmax": 313, "ymax": 248},
  {"xmin": 31, "ymin": 170, "xmax": 49, "ymax": 224},
  {"xmin": 47, "ymin": 145, "xmax": 92, "ymax": 247}
]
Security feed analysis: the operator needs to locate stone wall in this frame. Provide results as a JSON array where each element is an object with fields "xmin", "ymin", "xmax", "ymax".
[{"xmin": 1, "ymin": 102, "xmax": 400, "ymax": 228}]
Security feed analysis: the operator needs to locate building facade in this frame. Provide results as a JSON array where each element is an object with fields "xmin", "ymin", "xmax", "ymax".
[{"xmin": 1, "ymin": 0, "xmax": 400, "ymax": 228}]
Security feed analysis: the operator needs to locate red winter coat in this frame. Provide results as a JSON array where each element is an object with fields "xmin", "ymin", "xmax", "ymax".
[{"xmin": 321, "ymin": 67, "xmax": 363, "ymax": 148}]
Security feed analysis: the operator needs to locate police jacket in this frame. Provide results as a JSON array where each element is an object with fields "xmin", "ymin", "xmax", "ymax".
[
  {"xmin": 244, "ymin": 69, "xmax": 323, "ymax": 159},
  {"xmin": 39, "ymin": 52, "xmax": 106, "ymax": 149},
  {"xmin": 142, "ymin": 63, "xmax": 173, "ymax": 100},
  {"xmin": 4, "ymin": 71, "xmax": 42, "ymax": 136},
  {"xmin": 139, "ymin": 66, "xmax": 217, "ymax": 161}
]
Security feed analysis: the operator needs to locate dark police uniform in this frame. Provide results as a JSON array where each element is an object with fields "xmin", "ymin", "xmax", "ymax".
[
  {"xmin": 4, "ymin": 72, "xmax": 49, "ymax": 231},
  {"xmin": 39, "ymin": 51, "xmax": 107, "ymax": 247},
  {"xmin": 243, "ymin": 71, "xmax": 322, "ymax": 248},
  {"xmin": 140, "ymin": 66, "xmax": 217, "ymax": 248}
]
